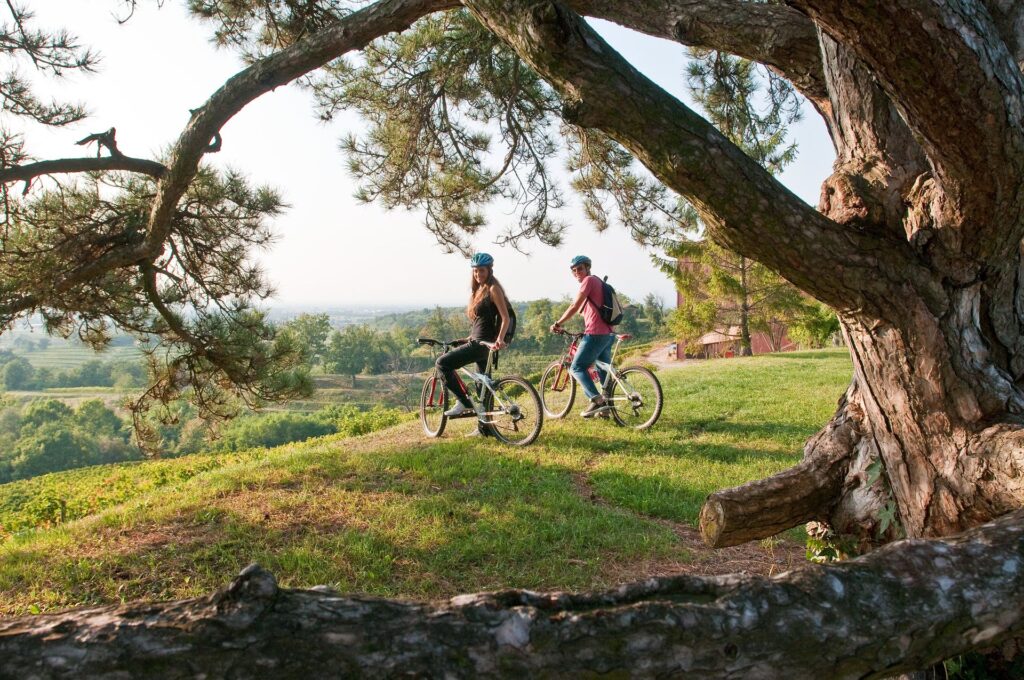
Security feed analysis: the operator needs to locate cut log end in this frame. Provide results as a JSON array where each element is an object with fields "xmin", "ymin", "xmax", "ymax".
[{"xmin": 699, "ymin": 497, "xmax": 725, "ymax": 547}]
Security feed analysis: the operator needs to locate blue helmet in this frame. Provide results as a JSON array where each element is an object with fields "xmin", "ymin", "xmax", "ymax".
[
  {"xmin": 470, "ymin": 252, "xmax": 494, "ymax": 267},
  {"xmin": 570, "ymin": 255, "xmax": 592, "ymax": 268}
]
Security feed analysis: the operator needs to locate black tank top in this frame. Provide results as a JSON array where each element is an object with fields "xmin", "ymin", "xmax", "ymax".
[{"xmin": 469, "ymin": 293, "xmax": 499, "ymax": 342}]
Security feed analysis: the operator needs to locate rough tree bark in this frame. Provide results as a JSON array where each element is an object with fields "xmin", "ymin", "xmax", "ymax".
[{"xmin": 1, "ymin": 511, "xmax": 1021, "ymax": 679}]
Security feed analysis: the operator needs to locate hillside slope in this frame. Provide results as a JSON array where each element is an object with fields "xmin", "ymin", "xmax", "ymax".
[{"xmin": 0, "ymin": 350, "xmax": 851, "ymax": 616}]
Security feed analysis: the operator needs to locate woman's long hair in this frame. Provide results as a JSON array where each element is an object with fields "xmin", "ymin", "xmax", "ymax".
[{"xmin": 467, "ymin": 266, "xmax": 506, "ymax": 320}]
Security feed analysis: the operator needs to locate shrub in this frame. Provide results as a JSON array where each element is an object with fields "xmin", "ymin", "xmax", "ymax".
[{"xmin": 213, "ymin": 412, "xmax": 334, "ymax": 451}]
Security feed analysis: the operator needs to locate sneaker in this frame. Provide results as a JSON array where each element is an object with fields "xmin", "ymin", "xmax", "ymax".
[
  {"xmin": 581, "ymin": 396, "xmax": 611, "ymax": 418},
  {"xmin": 444, "ymin": 402, "xmax": 474, "ymax": 417}
]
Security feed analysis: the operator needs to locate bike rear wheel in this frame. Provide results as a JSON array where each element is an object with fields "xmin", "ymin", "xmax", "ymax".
[
  {"xmin": 419, "ymin": 375, "xmax": 448, "ymax": 437},
  {"xmin": 608, "ymin": 366, "xmax": 663, "ymax": 430},
  {"xmin": 539, "ymin": 361, "xmax": 576, "ymax": 419},
  {"xmin": 485, "ymin": 376, "xmax": 543, "ymax": 446}
]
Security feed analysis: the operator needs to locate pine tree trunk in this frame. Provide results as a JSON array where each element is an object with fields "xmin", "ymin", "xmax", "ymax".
[{"xmin": 738, "ymin": 256, "xmax": 752, "ymax": 356}]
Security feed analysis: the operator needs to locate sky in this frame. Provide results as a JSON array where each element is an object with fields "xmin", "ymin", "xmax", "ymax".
[{"xmin": 23, "ymin": 2, "xmax": 835, "ymax": 308}]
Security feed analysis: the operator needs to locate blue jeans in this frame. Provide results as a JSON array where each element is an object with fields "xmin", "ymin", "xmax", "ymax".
[{"xmin": 570, "ymin": 334, "xmax": 615, "ymax": 400}]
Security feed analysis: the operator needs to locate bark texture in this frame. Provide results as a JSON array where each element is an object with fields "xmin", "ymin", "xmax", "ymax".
[{"xmin": 1, "ymin": 511, "xmax": 1022, "ymax": 679}]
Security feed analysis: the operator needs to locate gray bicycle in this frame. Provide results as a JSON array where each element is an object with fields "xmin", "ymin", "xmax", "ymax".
[{"xmin": 417, "ymin": 338, "xmax": 543, "ymax": 446}]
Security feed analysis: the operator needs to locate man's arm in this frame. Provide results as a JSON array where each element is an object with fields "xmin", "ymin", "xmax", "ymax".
[{"xmin": 552, "ymin": 289, "xmax": 589, "ymax": 330}]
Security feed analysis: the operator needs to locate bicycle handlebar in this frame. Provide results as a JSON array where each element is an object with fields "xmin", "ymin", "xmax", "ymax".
[
  {"xmin": 416, "ymin": 337, "xmax": 498, "ymax": 351},
  {"xmin": 550, "ymin": 329, "xmax": 633, "ymax": 341}
]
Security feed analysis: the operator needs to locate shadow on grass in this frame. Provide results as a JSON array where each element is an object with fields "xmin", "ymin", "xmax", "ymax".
[
  {"xmin": 679, "ymin": 419, "xmax": 819, "ymax": 442},
  {"xmin": 755, "ymin": 350, "xmax": 851, "ymax": 361},
  {"xmin": 543, "ymin": 430, "xmax": 798, "ymax": 465}
]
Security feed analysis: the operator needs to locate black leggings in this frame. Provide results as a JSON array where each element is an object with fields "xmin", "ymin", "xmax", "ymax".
[{"xmin": 436, "ymin": 341, "xmax": 490, "ymax": 407}]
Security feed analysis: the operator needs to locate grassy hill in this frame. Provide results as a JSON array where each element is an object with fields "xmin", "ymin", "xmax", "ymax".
[{"xmin": 0, "ymin": 349, "xmax": 852, "ymax": 617}]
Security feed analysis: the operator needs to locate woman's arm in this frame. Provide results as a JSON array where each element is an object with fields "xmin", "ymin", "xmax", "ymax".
[{"xmin": 490, "ymin": 285, "xmax": 510, "ymax": 350}]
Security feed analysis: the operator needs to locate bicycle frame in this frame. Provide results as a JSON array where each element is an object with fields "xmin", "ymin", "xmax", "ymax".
[
  {"xmin": 422, "ymin": 344, "xmax": 513, "ymax": 424},
  {"xmin": 550, "ymin": 333, "xmax": 626, "ymax": 395}
]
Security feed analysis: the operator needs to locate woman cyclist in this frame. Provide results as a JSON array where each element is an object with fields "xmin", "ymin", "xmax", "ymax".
[{"xmin": 438, "ymin": 252, "xmax": 512, "ymax": 417}]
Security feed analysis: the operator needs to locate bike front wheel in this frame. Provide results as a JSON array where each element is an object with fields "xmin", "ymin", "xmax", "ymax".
[
  {"xmin": 486, "ymin": 376, "xmax": 543, "ymax": 446},
  {"xmin": 419, "ymin": 375, "xmax": 448, "ymax": 437},
  {"xmin": 608, "ymin": 366, "xmax": 663, "ymax": 430},
  {"xmin": 539, "ymin": 361, "xmax": 576, "ymax": 419}
]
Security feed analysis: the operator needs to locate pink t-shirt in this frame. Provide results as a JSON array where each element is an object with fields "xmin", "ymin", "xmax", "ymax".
[{"xmin": 580, "ymin": 275, "xmax": 614, "ymax": 335}]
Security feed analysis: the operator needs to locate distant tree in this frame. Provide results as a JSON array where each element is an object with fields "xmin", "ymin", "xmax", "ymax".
[
  {"xmin": 324, "ymin": 326, "xmax": 370, "ymax": 387},
  {"xmin": 8, "ymin": 423, "xmax": 95, "ymax": 481},
  {"xmin": 522, "ymin": 298, "xmax": 559, "ymax": 352},
  {"xmin": 0, "ymin": 406, "xmax": 21, "ymax": 449},
  {"xmin": 33, "ymin": 366, "xmax": 54, "ymax": 389},
  {"xmin": 421, "ymin": 306, "xmax": 454, "ymax": 342},
  {"xmin": 74, "ymin": 399, "xmax": 126, "ymax": 439},
  {"xmin": 281, "ymin": 313, "xmax": 333, "ymax": 366},
  {"xmin": 12, "ymin": 336, "xmax": 35, "ymax": 351},
  {"xmin": 383, "ymin": 326, "xmax": 421, "ymax": 372},
  {"xmin": 213, "ymin": 412, "xmax": 334, "ymax": 451},
  {"xmin": 787, "ymin": 301, "xmax": 842, "ymax": 349},
  {"xmin": 2, "ymin": 357, "xmax": 35, "ymax": 390},
  {"xmin": 642, "ymin": 293, "xmax": 666, "ymax": 336},
  {"xmin": 75, "ymin": 360, "xmax": 113, "ymax": 387},
  {"xmin": 109, "ymin": 360, "xmax": 147, "ymax": 388},
  {"xmin": 21, "ymin": 399, "xmax": 73, "ymax": 429}
]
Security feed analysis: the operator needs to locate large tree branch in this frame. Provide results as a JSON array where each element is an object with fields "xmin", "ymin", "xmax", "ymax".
[
  {"xmin": 565, "ymin": 0, "xmax": 828, "ymax": 108},
  {"xmin": 0, "ymin": 156, "xmax": 167, "ymax": 185},
  {"xmin": 2, "ymin": 511, "xmax": 1022, "ymax": 677},
  {"xmin": 787, "ymin": 1, "xmax": 1024, "ymax": 262},
  {"xmin": 462, "ymin": 0, "xmax": 944, "ymax": 320},
  {"xmin": 0, "ymin": 0, "xmax": 458, "ymax": 323}
]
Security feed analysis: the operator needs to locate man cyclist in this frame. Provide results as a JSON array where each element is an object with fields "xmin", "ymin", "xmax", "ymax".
[{"xmin": 550, "ymin": 255, "xmax": 614, "ymax": 418}]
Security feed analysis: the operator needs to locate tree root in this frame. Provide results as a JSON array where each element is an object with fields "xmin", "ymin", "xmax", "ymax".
[{"xmin": 700, "ymin": 394, "xmax": 862, "ymax": 548}]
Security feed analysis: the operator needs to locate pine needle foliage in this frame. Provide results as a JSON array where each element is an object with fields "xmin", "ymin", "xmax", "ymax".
[{"xmin": 309, "ymin": 9, "xmax": 567, "ymax": 252}]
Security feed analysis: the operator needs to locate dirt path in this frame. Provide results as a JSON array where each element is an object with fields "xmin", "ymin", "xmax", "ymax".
[{"xmin": 639, "ymin": 342, "xmax": 690, "ymax": 371}]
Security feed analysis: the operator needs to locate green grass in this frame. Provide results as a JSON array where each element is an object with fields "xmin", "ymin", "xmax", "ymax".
[{"xmin": 0, "ymin": 348, "xmax": 852, "ymax": 616}]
